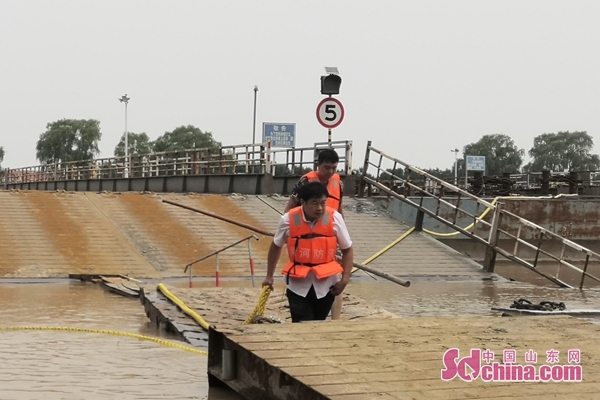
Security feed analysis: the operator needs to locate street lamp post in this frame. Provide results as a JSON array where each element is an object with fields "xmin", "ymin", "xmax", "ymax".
[
  {"xmin": 451, "ymin": 148, "xmax": 460, "ymax": 186},
  {"xmin": 119, "ymin": 94, "xmax": 130, "ymax": 178},
  {"xmin": 252, "ymin": 85, "xmax": 258, "ymax": 145}
]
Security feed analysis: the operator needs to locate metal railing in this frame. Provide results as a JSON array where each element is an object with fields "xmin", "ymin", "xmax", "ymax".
[
  {"xmin": 183, "ymin": 234, "xmax": 259, "ymax": 288},
  {"xmin": 268, "ymin": 140, "xmax": 353, "ymax": 176},
  {"xmin": 364, "ymin": 169, "xmax": 600, "ymax": 198},
  {"xmin": 359, "ymin": 140, "xmax": 600, "ymax": 289},
  {"xmin": 0, "ymin": 140, "xmax": 353, "ymax": 185}
]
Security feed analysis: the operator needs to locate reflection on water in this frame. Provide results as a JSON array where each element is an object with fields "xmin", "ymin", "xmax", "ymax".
[
  {"xmin": 347, "ymin": 279, "xmax": 600, "ymax": 319},
  {"xmin": 494, "ymin": 260, "xmax": 600, "ymax": 289},
  {"xmin": 0, "ymin": 281, "xmax": 244, "ymax": 400},
  {"xmin": 4, "ymin": 269, "xmax": 600, "ymax": 399}
]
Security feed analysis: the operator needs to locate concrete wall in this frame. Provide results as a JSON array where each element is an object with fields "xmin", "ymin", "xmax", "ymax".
[
  {"xmin": 3, "ymin": 172, "xmax": 355, "ymax": 196},
  {"xmin": 4, "ymin": 174, "xmax": 275, "ymax": 195}
]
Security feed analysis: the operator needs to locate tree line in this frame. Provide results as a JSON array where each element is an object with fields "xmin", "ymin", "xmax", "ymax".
[
  {"xmin": 462, "ymin": 131, "xmax": 600, "ymax": 175},
  {"xmin": 1, "ymin": 122, "xmax": 598, "ymax": 177},
  {"xmin": 377, "ymin": 131, "xmax": 600, "ymax": 182},
  {"xmin": 2, "ymin": 119, "xmax": 220, "ymax": 165}
]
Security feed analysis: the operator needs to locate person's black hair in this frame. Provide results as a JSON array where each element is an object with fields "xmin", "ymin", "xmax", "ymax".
[
  {"xmin": 317, "ymin": 149, "xmax": 339, "ymax": 165},
  {"xmin": 298, "ymin": 181, "xmax": 329, "ymax": 202}
]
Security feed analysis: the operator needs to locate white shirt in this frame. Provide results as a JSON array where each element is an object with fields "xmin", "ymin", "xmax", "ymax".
[{"xmin": 273, "ymin": 209, "xmax": 352, "ymax": 299}]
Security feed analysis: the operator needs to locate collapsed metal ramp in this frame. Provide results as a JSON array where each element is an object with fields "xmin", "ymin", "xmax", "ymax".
[
  {"xmin": 359, "ymin": 141, "xmax": 600, "ymax": 289},
  {"xmin": 237, "ymin": 195, "xmax": 498, "ymax": 282}
]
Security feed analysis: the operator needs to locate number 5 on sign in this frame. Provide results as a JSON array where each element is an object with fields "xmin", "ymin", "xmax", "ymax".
[{"xmin": 316, "ymin": 98, "xmax": 345, "ymax": 129}]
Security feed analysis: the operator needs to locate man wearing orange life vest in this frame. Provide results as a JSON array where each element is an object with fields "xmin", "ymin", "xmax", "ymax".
[
  {"xmin": 284, "ymin": 149, "xmax": 343, "ymax": 217},
  {"xmin": 284, "ymin": 148, "xmax": 346, "ymax": 319},
  {"xmin": 262, "ymin": 182, "xmax": 354, "ymax": 322}
]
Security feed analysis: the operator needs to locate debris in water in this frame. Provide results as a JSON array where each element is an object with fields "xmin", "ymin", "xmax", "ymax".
[{"xmin": 344, "ymin": 201, "xmax": 380, "ymax": 217}]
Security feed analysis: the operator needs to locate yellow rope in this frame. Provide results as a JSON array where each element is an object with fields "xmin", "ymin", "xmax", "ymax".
[
  {"xmin": 422, "ymin": 197, "xmax": 499, "ymax": 237},
  {"xmin": 244, "ymin": 285, "xmax": 272, "ymax": 324},
  {"xmin": 351, "ymin": 227, "xmax": 416, "ymax": 273},
  {"xmin": 0, "ymin": 284, "xmax": 275, "ymax": 357},
  {"xmin": 158, "ymin": 283, "xmax": 272, "ymax": 327},
  {"xmin": 157, "ymin": 283, "xmax": 210, "ymax": 331},
  {"xmin": 421, "ymin": 194, "xmax": 574, "ymax": 238},
  {"xmin": 0, "ymin": 326, "xmax": 207, "ymax": 355}
]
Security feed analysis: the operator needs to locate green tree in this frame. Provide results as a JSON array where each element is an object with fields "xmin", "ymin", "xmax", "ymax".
[
  {"xmin": 524, "ymin": 131, "xmax": 600, "ymax": 172},
  {"xmin": 36, "ymin": 119, "xmax": 102, "ymax": 164},
  {"xmin": 463, "ymin": 134, "xmax": 524, "ymax": 176},
  {"xmin": 0, "ymin": 146, "xmax": 4, "ymax": 167},
  {"xmin": 153, "ymin": 125, "xmax": 220, "ymax": 152},
  {"xmin": 380, "ymin": 168, "xmax": 406, "ymax": 181},
  {"xmin": 422, "ymin": 167, "xmax": 454, "ymax": 180},
  {"xmin": 352, "ymin": 168, "xmax": 375, "ymax": 182},
  {"xmin": 114, "ymin": 132, "xmax": 153, "ymax": 157}
]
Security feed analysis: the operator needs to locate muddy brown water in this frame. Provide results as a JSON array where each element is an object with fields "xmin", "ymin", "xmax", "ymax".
[
  {"xmin": 0, "ymin": 281, "xmax": 243, "ymax": 400},
  {"xmin": 3, "ymin": 264, "xmax": 600, "ymax": 399}
]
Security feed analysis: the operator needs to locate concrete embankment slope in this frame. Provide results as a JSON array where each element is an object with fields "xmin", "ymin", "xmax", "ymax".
[
  {"xmin": 0, "ymin": 191, "xmax": 275, "ymax": 278},
  {"xmin": 0, "ymin": 191, "xmax": 160, "ymax": 278},
  {"xmin": 0, "ymin": 191, "xmax": 493, "ymax": 281}
]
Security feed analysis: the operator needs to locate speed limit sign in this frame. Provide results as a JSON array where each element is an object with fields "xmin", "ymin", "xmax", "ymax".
[{"xmin": 316, "ymin": 98, "xmax": 345, "ymax": 129}]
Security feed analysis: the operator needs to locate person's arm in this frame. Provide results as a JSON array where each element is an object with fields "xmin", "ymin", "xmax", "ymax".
[
  {"xmin": 284, "ymin": 196, "xmax": 299, "ymax": 213},
  {"xmin": 337, "ymin": 195, "xmax": 344, "ymax": 219},
  {"xmin": 330, "ymin": 210, "xmax": 353, "ymax": 296},
  {"xmin": 262, "ymin": 214, "xmax": 289, "ymax": 290},
  {"xmin": 337, "ymin": 177, "xmax": 344, "ymax": 218},
  {"xmin": 285, "ymin": 177, "xmax": 306, "ymax": 213},
  {"xmin": 340, "ymin": 246, "xmax": 353, "ymax": 282},
  {"xmin": 330, "ymin": 246, "xmax": 353, "ymax": 296},
  {"xmin": 262, "ymin": 242, "xmax": 283, "ymax": 290}
]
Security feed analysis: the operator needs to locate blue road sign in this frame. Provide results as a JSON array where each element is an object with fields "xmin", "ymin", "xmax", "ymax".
[
  {"xmin": 262, "ymin": 123, "xmax": 296, "ymax": 148},
  {"xmin": 466, "ymin": 155, "xmax": 486, "ymax": 171}
]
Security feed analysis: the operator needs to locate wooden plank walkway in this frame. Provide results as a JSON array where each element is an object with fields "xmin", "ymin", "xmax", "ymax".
[{"xmin": 208, "ymin": 315, "xmax": 600, "ymax": 399}]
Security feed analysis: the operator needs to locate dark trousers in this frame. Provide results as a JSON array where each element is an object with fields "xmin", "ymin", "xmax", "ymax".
[{"xmin": 286, "ymin": 286, "xmax": 335, "ymax": 323}]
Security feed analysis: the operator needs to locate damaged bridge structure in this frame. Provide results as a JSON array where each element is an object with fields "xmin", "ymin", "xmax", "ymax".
[
  {"xmin": 358, "ymin": 140, "xmax": 600, "ymax": 289},
  {"xmin": 3, "ymin": 140, "xmax": 600, "ymax": 399}
]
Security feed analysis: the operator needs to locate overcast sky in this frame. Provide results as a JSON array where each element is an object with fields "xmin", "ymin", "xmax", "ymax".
[{"xmin": 1, "ymin": 1, "xmax": 599, "ymax": 173}]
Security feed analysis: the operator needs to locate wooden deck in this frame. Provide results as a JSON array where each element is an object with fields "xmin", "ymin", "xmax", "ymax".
[
  {"xmin": 207, "ymin": 315, "xmax": 600, "ymax": 400},
  {"xmin": 140, "ymin": 284, "xmax": 398, "ymax": 350}
]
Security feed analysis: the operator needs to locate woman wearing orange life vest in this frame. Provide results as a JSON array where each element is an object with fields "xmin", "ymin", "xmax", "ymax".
[{"xmin": 263, "ymin": 182, "xmax": 354, "ymax": 322}]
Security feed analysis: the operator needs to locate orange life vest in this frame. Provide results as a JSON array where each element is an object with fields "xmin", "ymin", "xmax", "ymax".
[
  {"xmin": 282, "ymin": 206, "xmax": 343, "ymax": 280},
  {"xmin": 302, "ymin": 171, "xmax": 341, "ymax": 211}
]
